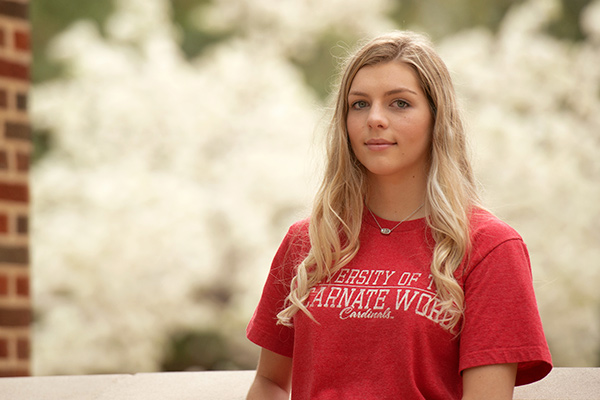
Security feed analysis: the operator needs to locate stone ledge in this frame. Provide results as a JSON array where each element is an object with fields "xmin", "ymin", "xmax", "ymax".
[
  {"xmin": 0, "ymin": 368, "xmax": 598, "ymax": 399},
  {"xmin": 512, "ymin": 368, "xmax": 600, "ymax": 400}
]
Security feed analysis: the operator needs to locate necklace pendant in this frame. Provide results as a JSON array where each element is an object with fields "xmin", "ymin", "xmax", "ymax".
[{"xmin": 380, "ymin": 228, "xmax": 392, "ymax": 235}]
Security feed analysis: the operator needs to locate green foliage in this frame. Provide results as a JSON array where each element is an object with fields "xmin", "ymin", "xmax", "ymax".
[
  {"xmin": 290, "ymin": 31, "xmax": 355, "ymax": 100},
  {"xmin": 32, "ymin": 0, "xmax": 596, "ymax": 86},
  {"xmin": 389, "ymin": 0, "xmax": 525, "ymax": 38},
  {"xmin": 546, "ymin": 0, "xmax": 590, "ymax": 40},
  {"xmin": 29, "ymin": 0, "xmax": 104, "ymax": 158},
  {"xmin": 170, "ymin": 0, "xmax": 234, "ymax": 59},
  {"xmin": 161, "ymin": 330, "xmax": 254, "ymax": 371},
  {"xmin": 31, "ymin": 128, "xmax": 52, "ymax": 163},
  {"xmin": 31, "ymin": 0, "xmax": 115, "ymax": 82}
]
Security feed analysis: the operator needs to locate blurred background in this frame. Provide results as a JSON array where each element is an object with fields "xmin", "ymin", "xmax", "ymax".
[{"xmin": 30, "ymin": 0, "xmax": 600, "ymax": 374}]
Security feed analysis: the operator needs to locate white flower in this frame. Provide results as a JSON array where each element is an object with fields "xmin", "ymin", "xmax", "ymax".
[{"xmin": 32, "ymin": 0, "xmax": 600, "ymax": 373}]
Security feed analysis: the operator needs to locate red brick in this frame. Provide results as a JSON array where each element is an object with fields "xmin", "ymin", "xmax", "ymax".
[
  {"xmin": 16, "ymin": 92, "xmax": 27, "ymax": 111},
  {"xmin": 0, "ymin": 245, "xmax": 29, "ymax": 264},
  {"xmin": 0, "ymin": 58, "xmax": 29, "ymax": 81},
  {"xmin": 0, "ymin": 307, "xmax": 31, "ymax": 326},
  {"xmin": 0, "ymin": 338, "xmax": 8, "ymax": 358},
  {"xmin": 13, "ymin": 30, "xmax": 29, "ymax": 51},
  {"xmin": 15, "ymin": 276, "xmax": 28, "ymax": 296},
  {"xmin": 16, "ymin": 337, "xmax": 28, "ymax": 359},
  {"xmin": 4, "ymin": 121, "xmax": 30, "ymax": 141},
  {"xmin": 0, "ymin": 182, "xmax": 28, "ymax": 202},
  {"xmin": 0, "ymin": 89, "xmax": 7, "ymax": 108},
  {"xmin": 0, "ymin": 368, "xmax": 29, "ymax": 377},
  {"xmin": 0, "ymin": 214, "xmax": 7, "ymax": 233},
  {"xmin": 0, "ymin": 274, "xmax": 7, "ymax": 295},
  {"xmin": 0, "ymin": 150, "xmax": 8, "ymax": 169},
  {"xmin": 0, "ymin": 1, "xmax": 29, "ymax": 20},
  {"xmin": 16, "ymin": 215, "xmax": 27, "ymax": 234},
  {"xmin": 15, "ymin": 152, "xmax": 28, "ymax": 172}
]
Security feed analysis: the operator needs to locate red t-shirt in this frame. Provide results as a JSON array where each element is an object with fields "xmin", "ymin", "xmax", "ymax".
[{"xmin": 247, "ymin": 209, "xmax": 552, "ymax": 399}]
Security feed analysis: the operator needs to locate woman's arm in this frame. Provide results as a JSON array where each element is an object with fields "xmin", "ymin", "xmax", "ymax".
[
  {"xmin": 462, "ymin": 363, "xmax": 518, "ymax": 400},
  {"xmin": 247, "ymin": 348, "xmax": 293, "ymax": 400}
]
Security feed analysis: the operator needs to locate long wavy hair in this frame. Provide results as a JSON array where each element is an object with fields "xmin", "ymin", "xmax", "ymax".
[{"xmin": 277, "ymin": 31, "xmax": 480, "ymax": 333}]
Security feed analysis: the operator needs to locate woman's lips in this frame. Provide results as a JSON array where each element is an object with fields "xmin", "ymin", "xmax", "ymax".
[{"xmin": 365, "ymin": 139, "xmax": 396, "ymax": 151}]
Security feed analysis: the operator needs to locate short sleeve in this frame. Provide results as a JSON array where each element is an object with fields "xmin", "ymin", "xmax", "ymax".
[
  {"xmin": 459, "ymin": 238, "xmax": 552, "ymax": 385},
  {"xmin": 246, "ymin": 220, "xmax": 310, "ymax": 358}
]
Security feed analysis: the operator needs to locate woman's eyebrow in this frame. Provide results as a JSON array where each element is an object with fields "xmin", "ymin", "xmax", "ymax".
[
  {"xmin": 348, "ymin": 87, "xmax": 418, "ymax": 97},
  {"xmin": 385, "ymin": 87, "xmax": 418, "ymax": 96},
  {"xmin": 348, "ymin": 90, "xmax": 368, "ymax": 97}
]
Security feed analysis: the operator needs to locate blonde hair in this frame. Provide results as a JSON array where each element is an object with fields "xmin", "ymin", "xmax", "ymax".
[{"xmin": 277, "ymin": 31, "xmax": 479, "ymax": 333}]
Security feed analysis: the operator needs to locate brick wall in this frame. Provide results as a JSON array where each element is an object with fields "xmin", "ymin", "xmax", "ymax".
[{"xmin": 0, "ymin": 0, "xmax": 30, "ymax": 377}]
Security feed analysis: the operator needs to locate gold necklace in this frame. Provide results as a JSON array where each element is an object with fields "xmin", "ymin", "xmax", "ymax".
[{"xmin": 367, "ymin": 203, "xmax": 424, "ymax": 235}]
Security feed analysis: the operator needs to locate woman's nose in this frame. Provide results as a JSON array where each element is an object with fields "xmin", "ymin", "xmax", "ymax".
[{"xmin": 367, "ymin": 104, "xmax": 388, "ymax": 129}]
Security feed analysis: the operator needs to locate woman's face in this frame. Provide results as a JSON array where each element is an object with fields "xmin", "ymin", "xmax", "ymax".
[{"xmin": 346, "ymin": 61, "xmax": 433, "ymax": 184}]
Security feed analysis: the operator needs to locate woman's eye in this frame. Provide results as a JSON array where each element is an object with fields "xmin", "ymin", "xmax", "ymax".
[
  {"xmin": 394, "ymin": 100, "xmax": 409, "ymax": 109},
  {"xmin": 352, "ymin": 100, "xmax": 368, "ymax": 109}
]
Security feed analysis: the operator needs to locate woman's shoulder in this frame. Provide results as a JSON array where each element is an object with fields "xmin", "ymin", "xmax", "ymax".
[
  {"xmin": 469, "ymin": 207, "xmax": 523, "ymax": 244},
  {"xmin": 277, "ymin": 217, "xmax": 311, "ymax": 256},
  {"xmin": 283, "ymin": 217, "xmax": 310, "ymax": 245},
  {"xmin": 462, "ymin": 208, "xmax": 530, "ymax": 276},
  {"xmin": 466, "ymin": 208, "xmax": 526, "ymax": 264},
  {"xmin": 288, "ymin": 217, "xmax": 310, "ymax": 234}
]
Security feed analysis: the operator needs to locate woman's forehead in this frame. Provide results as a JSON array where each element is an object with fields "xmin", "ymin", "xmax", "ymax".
[{"xmin": 349, "ymin": 61, "xmax": 424, "ymax": 95}]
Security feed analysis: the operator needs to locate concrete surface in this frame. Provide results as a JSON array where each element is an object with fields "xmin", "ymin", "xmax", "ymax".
[
  {"xmin": 0, "ymin": 368, "xmax": 598, "ymax": 399},
  {"xmin": 513, "ymin": 368, "xmax": 600, "ymax": 400}
]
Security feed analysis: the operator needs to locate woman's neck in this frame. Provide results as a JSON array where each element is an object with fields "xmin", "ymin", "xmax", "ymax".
[{"xmin": 365, "ymin": 174, "xmax": 427, "ymax": 221}]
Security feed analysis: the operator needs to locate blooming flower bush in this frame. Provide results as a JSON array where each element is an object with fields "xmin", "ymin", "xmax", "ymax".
[{"xmin": 31, "ymin": 0, "xmax": 600, "ymax": 373}]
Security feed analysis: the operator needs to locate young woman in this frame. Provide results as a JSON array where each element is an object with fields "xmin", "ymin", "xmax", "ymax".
[{"xmin": 246, "ymin": 31, "xmax": 552, "ymax": 400}]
